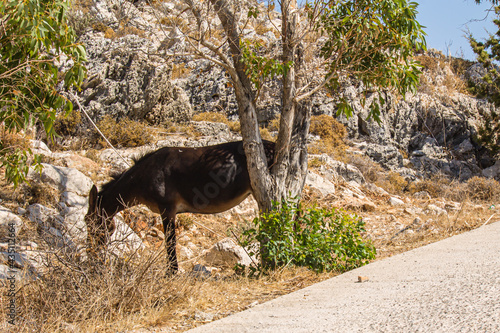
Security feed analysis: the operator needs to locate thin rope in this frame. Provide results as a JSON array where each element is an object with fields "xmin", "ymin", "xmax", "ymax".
[{"xmin": 68, "ymin": 92, "xmax": 131, "ymax": 168}]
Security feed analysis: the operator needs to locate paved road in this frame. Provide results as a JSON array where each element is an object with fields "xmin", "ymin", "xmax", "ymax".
[{"xmin": 188, "ymin": 221, "xmax": 500, "ymax": 332}]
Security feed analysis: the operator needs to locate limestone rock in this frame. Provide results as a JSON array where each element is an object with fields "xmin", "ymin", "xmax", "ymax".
[
  {"xmin": 482, "ymin": 160, "xmax": 500, "ymax": 180},
  {"xmin": 29, "ymin": 163, "xmax": 93, "ymax": 196},
  {"xmin": 108, "ymin": 212, "xmax": 145, "ymax": 257},
  {"xmin": 78, "ymin": 33, "xmax": 192, "ymax": 125},
  {"xmin": 204, "ymin": 238, "xmax": 254, "ymax": 267},
  {"xmin": 0, "ymin": 206, "xmax": 23, "ymax": 241},
  {"xmin": 389, "ymin": 197, "xmax": 405, "ymax": 206},
  {"xmin": 306, "ymin": 171, "xmax": 336, "ymax": 196},
  {"xmin": 311, "ymin": 154, "xmax": 365, "ymax": 185},
  {"xmin": 27, "ymin": 164, "xmax": 93, "ymax": 252}
]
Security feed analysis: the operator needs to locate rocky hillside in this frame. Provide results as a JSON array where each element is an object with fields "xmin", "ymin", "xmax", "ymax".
[
  {"xmin": 65, "ymin": 0, "xmax": 499, "ymax": 182},
  {"xmin": 1, "ymin": 0, "xmax": 500, "ymax": 331}
]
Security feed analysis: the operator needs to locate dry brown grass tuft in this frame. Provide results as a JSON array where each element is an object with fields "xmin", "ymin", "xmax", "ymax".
[
  {"xmin": 259, "ymin": 127, "xmax": 274, "ymax": 141},
  {"xmin": 345, "ymin": 153, "xmax": 384, "ymax": 184},
  {"xmin": 415, "ymin": 54, "xmax": 471, "ymax": 96},
  {"xmin": 192, "ymin": 112, "xmax": 229, "ymax": 124},
  {"xmin": 0, "ymin": 129, "xmax": 31, "ymax": 152},
  {"xmin": 159, "ymin": 15, "xmax": 188, "ymax": 30},
  {"xmin": 95, "ymin": 115, "xmax": 154, "ymax": 148},
  {"xmin": 308, "ymin": 115, "xmax": 348, "ymax": 159},
  {"xmin": 24, "ymin": 182, "xmax": 59, "ymax": 207},
  {"xmin": 54, "ymin": 111, "xmax": 82, "ymax": 137},
  {"xmin": 407, "ymin": 174, "xmax": 500, "ymax": 203},
  {"xmin": 171, "ymin": 63, "xmax": 192, "ymax": 80},
  {"xmin": 375, "ymin": 171, "xmax": 408, "ymax": 195},
  {"xmin": 192, "ymin": 112, "xmax": 241, "ymax": 133},
  {"xmin": 465, "ymin": 176, "xmax": 500, "ymax": 202}
]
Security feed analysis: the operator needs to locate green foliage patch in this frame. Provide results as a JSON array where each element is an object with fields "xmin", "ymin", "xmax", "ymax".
[
  {"xmin": 0, "ymin": 0, "xmax": 87, "ymax": 187},
  {"xmin": 240, "ymin": 198, "xmax": 376, "ymax": 274},
  {"xmin": 315, "ymin": 0, "xmax": 426, "ymax": 122}
]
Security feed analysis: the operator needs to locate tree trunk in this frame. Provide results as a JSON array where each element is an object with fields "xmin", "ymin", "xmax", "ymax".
[{"xmin": 210, "ymin": 0, "xmax": 309, "ymax": 213}]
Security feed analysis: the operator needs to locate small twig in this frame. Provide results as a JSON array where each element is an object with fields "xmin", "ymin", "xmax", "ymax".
[
  {"xmin": 480, "ymin": 213, "xmax": 496, "ymax": 228},
  {"xmin": 230, "ymin": 229, "xmax": 259, "ymax": 269},
  {"xmin": 192, "ymin": 220, "xmax": 225, "ymax": 238}
]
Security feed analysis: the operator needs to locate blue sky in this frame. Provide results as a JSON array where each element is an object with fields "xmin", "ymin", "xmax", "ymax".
[{"xmin": 416, "ymin": 0, "xmax": 498, "ymax": 60}]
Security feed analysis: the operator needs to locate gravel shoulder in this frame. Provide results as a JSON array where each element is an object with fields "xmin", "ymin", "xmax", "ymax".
[{"xmin": 188, "ymin": 221, "xmax": 500, "ymax": 332}]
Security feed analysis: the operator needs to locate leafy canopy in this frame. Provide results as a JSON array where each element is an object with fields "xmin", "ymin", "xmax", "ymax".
[
  {"xmin": 0, "ymin": 0, "xmax": 87, "ymax": 186},
  {"xmin": 468, "ymin": 5, "xmax": 500, "ymax": 158},
  {"xmin": 315, "ymin": 0, "xmax": 426, "ymax": 122}
]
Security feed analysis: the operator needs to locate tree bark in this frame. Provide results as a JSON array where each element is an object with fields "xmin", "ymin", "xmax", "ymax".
[{"xmin": 209, "ymin": 0, "xmax": 309, "ymax": 213}]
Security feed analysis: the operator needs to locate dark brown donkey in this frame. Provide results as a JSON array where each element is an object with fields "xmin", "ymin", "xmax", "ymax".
[{"xmin": 85, "ymin": 140, "xmax": 275, "ymax": 272}]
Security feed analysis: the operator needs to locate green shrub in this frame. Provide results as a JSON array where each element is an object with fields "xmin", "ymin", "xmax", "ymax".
[{"xmin": 241, "ymin": 198, "xmax": 376, "ymax": 273}]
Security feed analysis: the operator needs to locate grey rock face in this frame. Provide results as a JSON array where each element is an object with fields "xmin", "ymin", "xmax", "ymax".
[
  {"xmin": 310, "ymin": 154, "xmax": 366, "ymax": 185},
  {"xmin": 79, "ymin": 33, "xmax": 192, "ymax": 125},
  {"xmin": 76, "ymin": 1, "xmax": 495, "ymax": 182}
]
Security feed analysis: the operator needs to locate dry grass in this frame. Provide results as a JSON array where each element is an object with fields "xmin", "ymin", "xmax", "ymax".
[
  {"xmin": 344, "ymin": 152, "xmax": 384, "ymax": 183},
  {"xmin": 24, "ymin": 182, "xmax": 59, "ymax": 207},
  {"xmin": 0, "ymin": 129, "xmax": 31, "ymax": 153},
  {"xmin": 1, "ymin": 120, "xmax": 499, "ymax": 332},
  {"xmin": 308, "ymin": 115, "xmax": 348, "ymax": 160},
  {"xmin": 375, "ymin": 171, "xmax": 408, "ymax": 195},
  {"xmin": 54, "ymin": 111, "xmax": 82, "ymax": 137},
  {"xmin": 415, "ymin": 54, "xmax": 472, "ymax": 96},
  {"xmin": 1, "ymin": 167, "xmax": 498, "ymax": 332},
  {"xmin": 407, "ymin": 174, "xmax": 500, "ymax": 203},
  {"xmin": 192, "ymin": 112, "xmax": 241, "ymax": 133},
  {"xmin": 171, "ymin": 63, "xmax": 192, "ymax": 80},
  {"xmin": 165, "ymin": 123, "xmax": 201, "ymax": 137},
  {"xmin": 103, "ymin": 18, "xmax": 146, "ymax": 40},
  {"xmin": 1, "ymin": 212, "xmax": 332, "ymax": 333},
  {"xmin": 192, "ymin": 112, "xmax": 229, "ymax": 124},
  {"xmin": 159, "ymin": 15, "xmax": 188, "ymax": 30},
  {"xmin": 253, "ymin": 22, "xmax": 277, "ymax": 38},
  {"xmin": 95, "ymin": 115, "xmax": 155, "ymax": 148}
]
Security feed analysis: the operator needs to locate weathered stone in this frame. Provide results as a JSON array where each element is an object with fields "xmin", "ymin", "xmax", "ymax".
[
  {"xmin": 179, "ymin": 246, "xmax": 195, "ymax": 260},
  {"xmin": 78, "ymin": 33, "xmax": 192, "ymax": 125},
  {"xmin": 0, "ymin": 206, "xmax": 23, "ymax": 240},
  {"xmin": 191, "ymin": 121, "xmax": 234, "ymax": 139},
  {"xmin": 204, "ymin": 238, "xmax": 254, "ymax": 267},
  {"xmin": 311, "ymin": 154, "xmax": 365, "ymax": 185},
  {"xmin": 425, "ymin": 204, "xmax": 447, "ymax": 216},
  {"xmin": 29, "ymin": 163, "xmax": 93, "ymax": 196},
  {"xmin": 482, "ymin": 160, "xmax": 500, "ymax": 180},
  {"xmin": 389, "ymin": 197, "xmax": 405, "ymax": 206},
  {"xmin": 306, "ymin": 171, "xmax": 336, "ymax": 196},
  {"xmin": 108, "ymin": 212, "xmax": 145, "ymax": 257},
  {"xmin": 413, "ymin": 191, "xmax": 432, "ymax": 200}
]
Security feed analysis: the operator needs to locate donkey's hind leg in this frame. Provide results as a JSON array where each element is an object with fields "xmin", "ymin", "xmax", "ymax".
[{"xmin": 161, "ymin": 209, "xmax": 178, "ymax": 274}]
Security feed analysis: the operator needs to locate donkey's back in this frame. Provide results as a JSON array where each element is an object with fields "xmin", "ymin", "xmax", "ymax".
[{"xmin": 105, "ymin": 140, "xmax": 275, "ymax": 216}]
